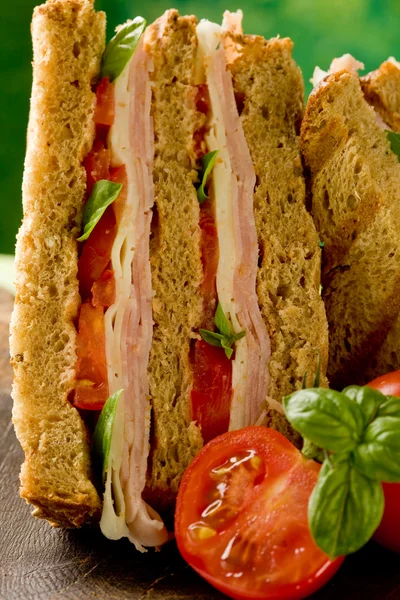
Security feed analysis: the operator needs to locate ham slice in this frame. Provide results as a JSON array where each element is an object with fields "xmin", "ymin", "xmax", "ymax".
[
  {"xmin": 196, "ymin": 18, "xmax": 271, "ymax": 430},
  {"xmin": 101, "ymin": 38, "xmax": 167, "ymax": 550}
]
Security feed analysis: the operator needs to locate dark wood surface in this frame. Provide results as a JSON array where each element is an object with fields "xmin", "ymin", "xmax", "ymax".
[{"xmin": 1, "ymin": 287, "xmax": 400, "ymax": 600}]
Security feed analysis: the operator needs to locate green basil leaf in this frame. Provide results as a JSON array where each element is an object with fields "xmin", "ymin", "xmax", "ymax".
[
  {"xmin": 386, "ymin": 130, "xmax": 400, "ymax": 161},
  {"xmin": 283, "ymin": 388, "xmax": 364, "ymax": 453},
  {"xmin": 318, "ymin": 239, "xmax": 325, "ymax": 248},
  {"xmin": 92, "ymin": 389, "xmax": 123, "ymax": 483},
  {"xmin": 101, "ymin": 17, "xmax": 146, "ymax": 82},
  {"xmin": 309, "ymin": 455, "xmax": 384, "ymax": 558},
  {"xmin": 376, "ymin": 394, "xmax": 400, "ymax": 418},
  {"xmin": 214, "ymin": 301, "xmax": 232, "ymax": 337},
  {"xmin": 353, "ymin": 415, "xmax": 400, "ymax": 482},
  {"xmin": 221, "ymin": 337, "xmax": 234, "ymax": 359},
  {"xmin": 197, "ymin": 150, "xmax": 219, "ymax": 204},
  {"xmin": 302, "ymin": 438, "xmax": 324, "ymax": 462},
  {"xmin": 342, "ymin": 385, "xmax": 384, "ymax": 427},
  {"xmin": 199, "ymin": 329, "xmax": 224, "ymax": 348},
  {"xmin": 77, "ymin": 180, "xmax": 122, "ymax": 242}
]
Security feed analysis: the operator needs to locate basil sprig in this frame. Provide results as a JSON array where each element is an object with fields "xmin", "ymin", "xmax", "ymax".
[
  {"xmin": 101, "ymin": 17, "xmax": 146, "ymax": 82},
  {"xmin": 386, "ymin": 130, "xmax": 400, "ymax": 160},
  {"xmin": 92, "ymin": 389, "xmax": 123, "ymax": 483},
  {"xmin": 283, "ymin": 385, "xmax": 400, "ymax": 558},
  {"xmin": 196, "ymin": 150, "xmax": 219, "ymax": 204},
  {"xmin": 77, "ymin": 180, "xmax": 122, "ymax": 242},
  {"xmin": 200, "ymin": 302, "xmax": 245, "ymax": 359}
]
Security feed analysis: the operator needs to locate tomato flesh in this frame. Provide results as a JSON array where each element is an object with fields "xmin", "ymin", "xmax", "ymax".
[
  {"xmin": 94, "ymin": 77, "xmax": 115, "ymax": 127},
  {"xmin": 74, "ymin": 303, "xmax": 109, "ymax": 410},
  {"xmin": 368, "ymin": 371, "xmax": 400, "ymax": 553},
  {"xmin": 191, "ymin": 341, "xmax": 232, "ymax": 444},
  {"xmin": 91, "ymin": 269, "xmax": 116, "ymax": 308},
  {"xmin": 175, "ymin": 426, "xmax": 343, "ymax": 600}
]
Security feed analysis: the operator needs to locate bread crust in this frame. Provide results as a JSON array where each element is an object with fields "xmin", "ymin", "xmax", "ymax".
[
  {"xmin": 10, "ymin": 0, "xmax": 105, "ymax": 527},
  {"xmin": 361, "ymin": 60, "xmax": 400, "ymax": 132}
]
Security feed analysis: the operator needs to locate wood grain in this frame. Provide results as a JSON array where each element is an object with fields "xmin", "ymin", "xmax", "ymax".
[{"xmin": 0, "ymin": 288, "xmax": 399, "ymax": 600}]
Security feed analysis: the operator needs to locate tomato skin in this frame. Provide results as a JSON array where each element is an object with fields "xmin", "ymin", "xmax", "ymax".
[
  {"xmin": 191, "ymin": 340, "xmax": 232, "ymax": 444},
  {"xmin": 94, "ymin": 77, "xmax": 115, "ymax": 127},
  {"xmin": 175, "ymin": 426, "xmax": 343, "ymax": 600},
  {"xmin": 368, "ymin": 371, "xmax": 400, "ymax": 553}
]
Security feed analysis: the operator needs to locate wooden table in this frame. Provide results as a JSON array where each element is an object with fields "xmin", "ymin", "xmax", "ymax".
[{"xmin": 1, "ymin": 287, "xmax": 399, "ymax": 600}]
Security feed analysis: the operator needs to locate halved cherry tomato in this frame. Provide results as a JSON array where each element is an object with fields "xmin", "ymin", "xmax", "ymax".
[
  {"xmin": 175, "ymin": 426, "xmax": 343, "ymax": 600},
  {"xmin": 368, "ymin": 371, "xmax": 400, "ymax": 553},
  {"xmin": 94, "ymin": 77, "xmax": 115, "ymax": 127},
  {"xmin": 74, "ymin": 302, "xmax": 109, "ymax": 410},
  {"xmin": 77, "ymin": 205, "xmax": 117, "ymax": 300},
  {"xmin": 191, "ymin": 340, "xmax": 232, "ymax": 444},
  {"xmin": 91, "ymin": 269, "xmax": 116, "ymax": 308}
]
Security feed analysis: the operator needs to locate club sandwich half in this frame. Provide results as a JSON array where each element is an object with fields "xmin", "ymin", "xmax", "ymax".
[{"xmin": 10, "ymin": 0, "xmax": 327, "ymax": 549}]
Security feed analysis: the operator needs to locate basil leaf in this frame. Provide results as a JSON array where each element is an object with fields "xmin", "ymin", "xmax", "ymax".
[
  {"xmin": 101, "ymin": 18, "xmax": 146, "ymax": 82},
  {"xmin": 199, "ymin": 329, "xmax": 224, "ymax": 348},
  {"xmin": 77, "ymin": 180, "xmax": 122, "ymax": 242},
  {"xmin": 386, "ymin": 130, "xmax": 400, "ymax": 161},
  {"xmin": 309, "ymin": 455, "xmax": 384, "ymax": 558},
  {"xmin": 353, "ymin": 415, "xmax": 400, "ymax": 482},
  {"xmin": 283, "ymin": 388, "xmax": 364, "ymax": 453},
  {"xmin": 214, "ymin": 301, "xmax": 231, "ymax": 337},
  {"xmin": 302, "ymin": 438, "xmax": 324, "ymax": 462},
  {"xmin": 318, "ymin": 239, "xmax": 325, "ymax": 248},
  {"xmin": 377, "ymin": 394, "xmax": 400, "ymax": 418},
  {"xmin": 342, "ymin": 385, "xmax": 383, "ymax": 427},
  {"xmin": 220, "ymin": 337, "xmax": 233, "ymax": 359},
  {"xmin": 92, "ymin": 389, "xmax": 123, "ymax": 483},
  {"xmin": 197, "ymin": 150, "xmax": 219, "ymax": 204}
]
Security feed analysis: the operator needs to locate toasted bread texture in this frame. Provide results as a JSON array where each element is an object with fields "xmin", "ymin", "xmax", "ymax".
[
  {"xmin": 143, "ymin": 10, "xmax": 204, "ymax": 509},
  {"xmin": 301, "ymin": 70, "xmax": 400, "ymax": 387},
  {"xmin": 361, "ymin": 59, "xmax": 400, "ymax": 132},
  {"xmin": 10, "ymin": 0, "xmax": 105, "ymax": 527},
  {"xmin": 228, "ymin": 34, "xmax": 328, "ymax": 441}
]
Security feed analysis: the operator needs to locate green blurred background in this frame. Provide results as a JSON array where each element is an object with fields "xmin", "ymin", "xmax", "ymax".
[{"xmin": 1, "ymin": 0, "xmax": 399, "ymax": 257}]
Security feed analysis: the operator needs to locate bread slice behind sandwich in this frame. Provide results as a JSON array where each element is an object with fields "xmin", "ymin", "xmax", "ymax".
[{"xmin": 301, "ymin": 69, "xmax": 400, "ymax": 388}]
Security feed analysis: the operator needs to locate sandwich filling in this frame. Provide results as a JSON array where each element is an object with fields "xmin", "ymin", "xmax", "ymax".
[{"xmin": 74, "ymin": 35, "xmax": 167, "ymax": 550}]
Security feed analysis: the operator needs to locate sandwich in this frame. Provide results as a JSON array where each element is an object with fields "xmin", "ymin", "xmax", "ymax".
[
  {"xmin": 301, "ymin": 55, "xmax": 400, "ymax": 389},
  {"xmin": 10, "ymin": 0, "xmax": 328, "ymax": 548}
]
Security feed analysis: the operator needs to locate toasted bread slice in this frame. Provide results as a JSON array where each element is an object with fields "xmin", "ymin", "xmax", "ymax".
[
  {"xmin": 143, "ymin": 10, "xmax": 204, "ymax": 510},
  {"xmin": 361, "ymin": 58, "xmax": 400, "ymax": 132},
  {"xmin": 227, "ymin": 33, "xmax": 328, "ymax": 441},
  {"xmin": 10, "ymin": 0, "xmax": 105, "ymax": 527},
  {"xmin": 301, "ymin": 70, "xmax": 400, "ymax": 388}
]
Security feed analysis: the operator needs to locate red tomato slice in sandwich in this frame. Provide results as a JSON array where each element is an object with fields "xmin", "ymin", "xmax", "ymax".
[
  {"xmin": 191, "ymin": 340, "xmax": 232, "ymax": 444},
  {"xmin": 74, "ymin": 302, "xmax": 109, "ymax": 411},
  {"xmin": 175, "ymin": 426, "xmax": 343, "ymax": 600},
  {"xmin": 94, "ymin": 77, "xmax": 115, "ymax": 127},
  {"xmin": 368, "ymin": 371, "xmax": 400, "ymax": 553}
]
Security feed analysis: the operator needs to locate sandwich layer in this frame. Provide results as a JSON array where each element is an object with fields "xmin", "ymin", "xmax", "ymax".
[
  {"xmin": 144, "ymin": 10, "xmax": 205, "ymax": 507},
  {"xmin": 301, "ymin": 70, "xmax": 400, "ymax": 387},
  {"xmin": 228, "ymin": 33, "xmax": 328, "ymax": 436},
  {"xmin": 10, "ymin": 0, "xmax": 105, "ymax": 526}
]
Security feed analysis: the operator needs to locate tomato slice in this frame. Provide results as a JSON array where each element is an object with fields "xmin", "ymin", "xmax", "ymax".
[
  {"xmin": 199, "ymin": 202, "xmax": 219, "ymax": 329},
  {"xmin": 74, "ymin": 302, "xmax": 109, "ymax": 410},
  {"xmin": 368, "ymin": 371, "xmax": 400, "ymax": 553},
  {"xmin": 91, "ymin": 269, "xmax": 116, "ymax": 308},
  {"xmin": 94, "ymin": 77, "xmax": 115, "ymax": 127},
  {"xmin": 78, "ymin": 205, "xmax": 117, "ymax": 300},
  {"xmin": 175, "ymin": 426, "xmax": 343, "ymax": 600},
  {"xmin": 83, "ymin": 140, "xmax": 111, "ymax": 196},
  {"xmin": 191, "ymin": 341, "xmax": 232, "ymax": 444}
]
